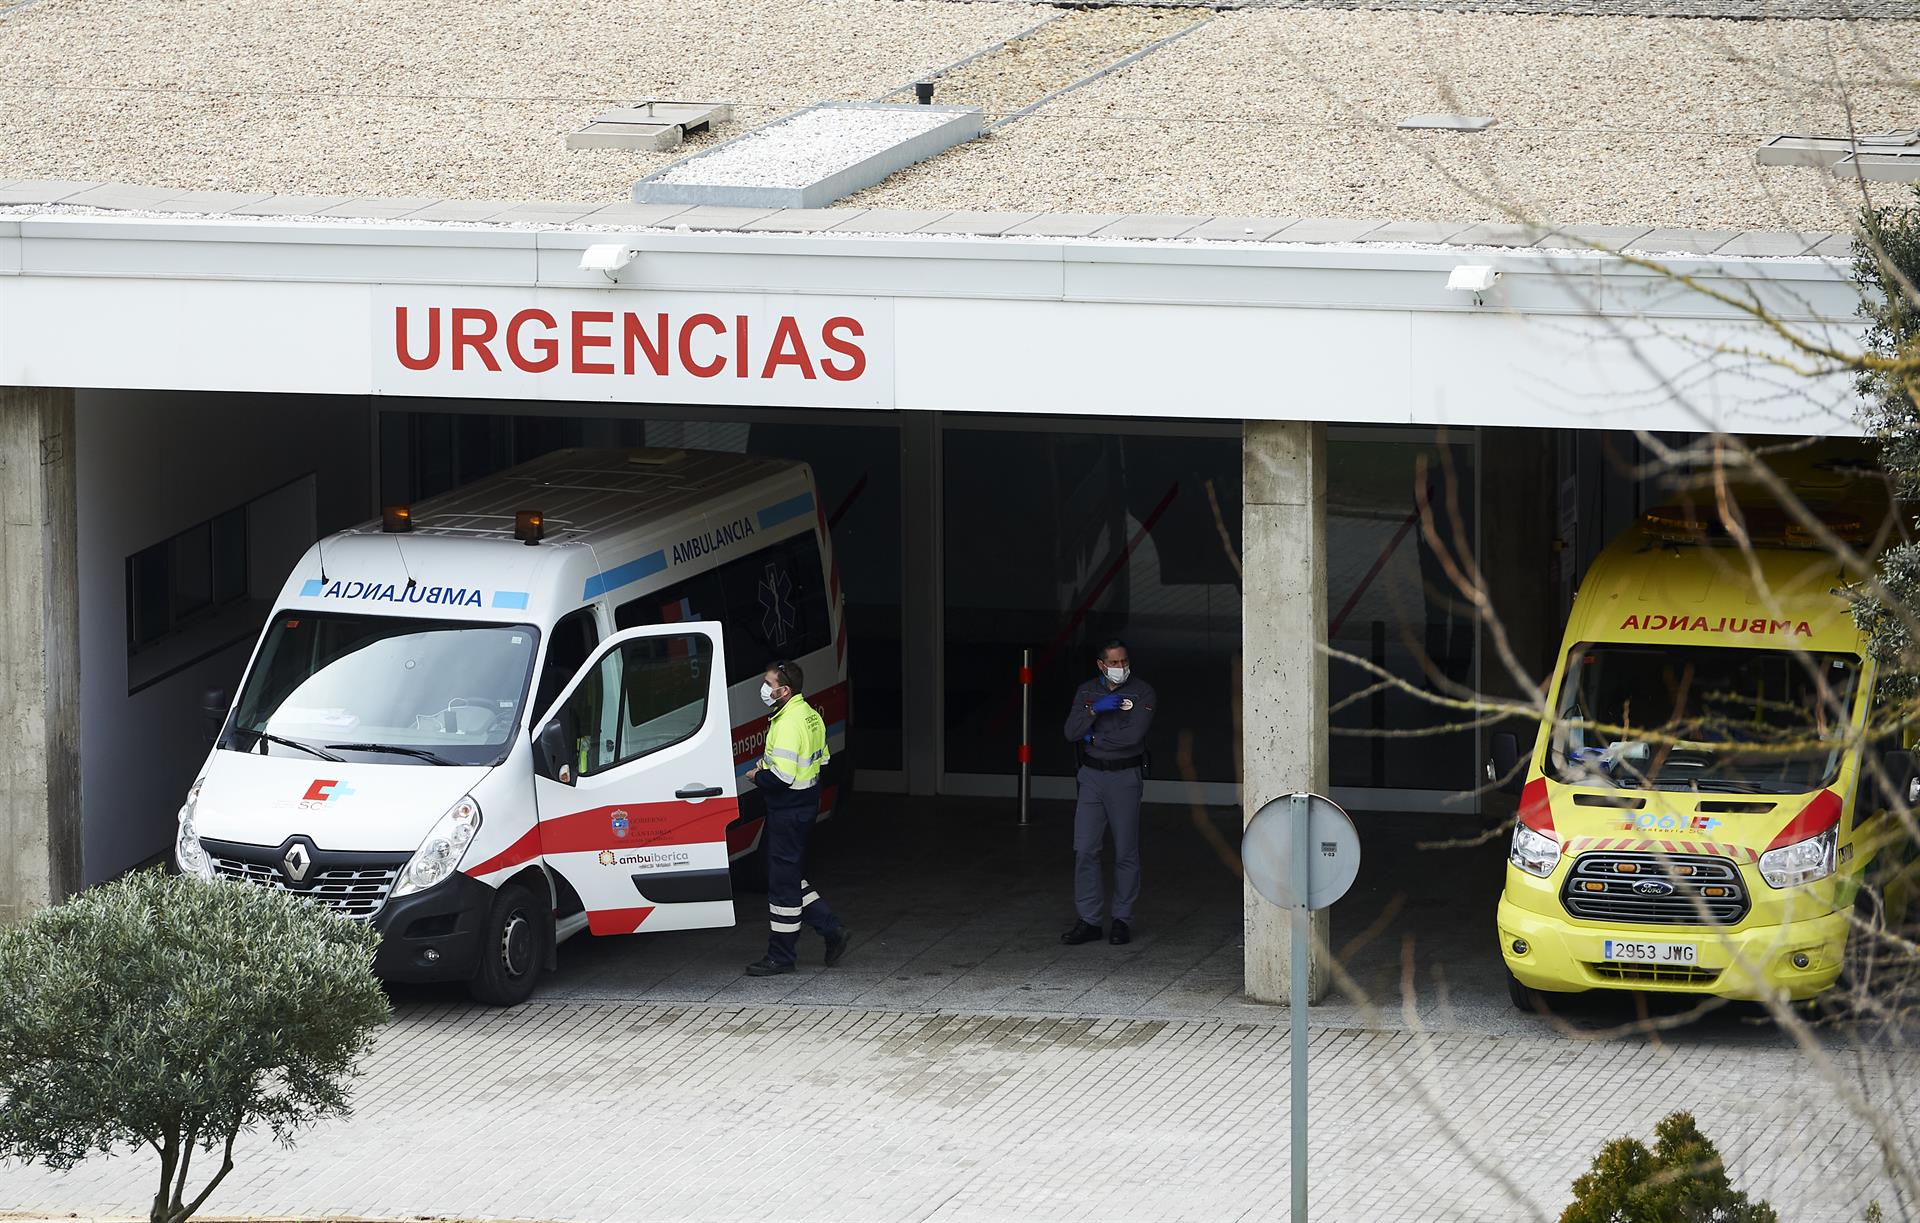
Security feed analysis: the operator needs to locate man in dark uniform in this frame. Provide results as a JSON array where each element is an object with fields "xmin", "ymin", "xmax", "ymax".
[
  {"xmin": 743, "ymin": 659, "xmax": 851, "ymax": 977},
  {"xmin": 1060, "ymin": 639, "xmax": 1157, "ymax": 946}
]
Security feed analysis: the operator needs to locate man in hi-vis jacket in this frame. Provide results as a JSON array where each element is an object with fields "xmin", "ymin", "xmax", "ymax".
[
  {"xmin": 1060, "ymin": 639, "xmax": 1157, "ymax": 946},
  {"xmin": 744, "ymin": 659, "xmax": 851, "ymax": 976}
]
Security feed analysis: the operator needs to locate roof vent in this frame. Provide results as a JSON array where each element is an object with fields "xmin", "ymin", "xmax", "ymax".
[
  {"xmin": 1398, "ymin": 113, "xmax": 1495, "ymax": 132},
  {"xmin": 627, "ymin": 449, "xmax": 688, "ymax": 467},
  {"xmin": 567, "ymin": 99, "xmax": 733, "ymax": 152},
  {"xmin": 633, "ymin": 101, "xmax": 983, "ymax": 209}
]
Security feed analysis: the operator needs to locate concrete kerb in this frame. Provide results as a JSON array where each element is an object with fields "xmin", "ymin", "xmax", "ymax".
[
  {"xmin": 0, "ymin": 180, "xmax": 1860, "ymax": 259},
  {"xmin": 0, "ymin": 1217, "xmax": 567, "ymax": 1223}
]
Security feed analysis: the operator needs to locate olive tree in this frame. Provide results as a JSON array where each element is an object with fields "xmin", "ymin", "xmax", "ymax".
[
  {"xmin": 1850, "ymin": 188, "xmax": 1920, "ymax": 690},
  {"xmin": 0, "ymin": 869, "xmax": 390, "ymax": 1223}
]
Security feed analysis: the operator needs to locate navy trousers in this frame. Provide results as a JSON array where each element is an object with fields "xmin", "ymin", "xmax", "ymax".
[
  {"xmin": 764, "ymin": 800, "xmax": 842, "ymax": 967},
  {"xmin": 1073, "ymin": 764, "xmax": 1143, "ymax": 924}
]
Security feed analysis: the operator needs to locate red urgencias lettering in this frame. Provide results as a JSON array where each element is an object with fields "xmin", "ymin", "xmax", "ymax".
[{"xmin": 395, "ymin": 307, "xmax": 867, "ymax": 382}]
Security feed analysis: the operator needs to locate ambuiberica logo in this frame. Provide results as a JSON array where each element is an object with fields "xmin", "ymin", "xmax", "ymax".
[{"xmin": 596, "ymin": 849, "xmax": 692, "ymax": 869}]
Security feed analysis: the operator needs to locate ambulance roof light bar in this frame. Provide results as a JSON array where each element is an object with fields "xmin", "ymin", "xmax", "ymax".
[
  {"xmin": 382, "ymin": 505, "xmax": 413, "ymax": 533},
  {"xmin": 1641, "ymin": 503, "xmax": 1865, "ymax": 547},
  {"xmin": 514, "ymin": 510, "xmax": 545, "ymax": 545}
]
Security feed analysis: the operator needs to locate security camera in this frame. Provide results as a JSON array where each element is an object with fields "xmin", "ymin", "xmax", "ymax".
[
  {"xmin": 1446, "ymin": 265, "xmax": 1500, "ymax": 293},
  {"xmin": 579, "ymin": 244, "xmax": 636, "ymax": 275}
]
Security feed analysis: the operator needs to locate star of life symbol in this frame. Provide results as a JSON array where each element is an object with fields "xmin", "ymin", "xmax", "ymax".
[{"xmin": 757, "ymin": 564, "xmax": 797, "ymax": 648}]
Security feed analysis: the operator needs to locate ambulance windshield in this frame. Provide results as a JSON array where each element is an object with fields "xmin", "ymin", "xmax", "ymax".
[
  {"xmin": 1547, "ymin": 643, "xmax": 1860, "ymax": 794},
  {"xmin": 224, "ymin": 612, "xmax": 539, "ymax": 767}
]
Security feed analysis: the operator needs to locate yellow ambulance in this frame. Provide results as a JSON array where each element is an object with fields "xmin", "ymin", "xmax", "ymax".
[{"xmin": 1492, "ymin": 457, "xmax": 1913, "ymax": 1007}]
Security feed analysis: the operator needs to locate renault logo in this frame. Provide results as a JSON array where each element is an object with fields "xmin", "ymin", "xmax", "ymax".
[
  {"xmin": 282, "ymin": 842, "xmax": 313, "ymax": 883},
  {"xmin": 1633, "ymin": 879, "xmax": 1675, "ymax": 896}
]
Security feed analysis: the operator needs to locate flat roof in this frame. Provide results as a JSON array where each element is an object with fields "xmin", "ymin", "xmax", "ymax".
[{"xmin": 2, "ymin": 0, "xmax": 1913, "ymax": 231}]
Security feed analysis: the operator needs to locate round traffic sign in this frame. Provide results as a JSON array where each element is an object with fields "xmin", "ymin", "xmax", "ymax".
[{"xmin": 1243, "ymin": 792, "xmax": 1361, "ymax": 910}]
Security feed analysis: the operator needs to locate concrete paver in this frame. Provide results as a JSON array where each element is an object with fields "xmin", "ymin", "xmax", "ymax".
[{"xmin": 0, "ymin": 999, "xmax": 1905, "ymax": 1222}]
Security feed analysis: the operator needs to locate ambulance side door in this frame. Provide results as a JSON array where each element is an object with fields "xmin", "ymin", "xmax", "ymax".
[{"xmin": 530, "ymin": 623, "xmax": 737, "ymax": 935}]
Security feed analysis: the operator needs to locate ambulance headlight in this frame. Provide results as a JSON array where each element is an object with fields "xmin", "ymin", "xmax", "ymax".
[
  {"xmin": 1759, "ymin": 826, "xmax": 1836, "ymax": 889},
  {"xmin": 1509, "ymin": 822, "xmax": 1561, "ymax": 878},
  {"xmin": 393, "ymin": 796, "xmax": 482, "ymax": 897},
  {"xmin": 175, "ymin": 779, "xmax": 214, "ymax": 881}
]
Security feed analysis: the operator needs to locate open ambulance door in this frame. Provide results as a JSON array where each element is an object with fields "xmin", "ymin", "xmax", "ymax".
[{"xmin": 531, "ymin": 622, "xmax": 737, "ymax": 935}]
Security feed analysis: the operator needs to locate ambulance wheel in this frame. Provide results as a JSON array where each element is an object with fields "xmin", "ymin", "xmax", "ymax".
[
  {"xmin": 1840, "ymin": 884, "xmax": 1886, "ymax": 994},
  {"xmin": 468, "ymin": 882, "xmax": 545, "ymax": 1007},
  {"xmin": 1506, "ymin": 971, "xmax": 1540, "ymax": 1012}
]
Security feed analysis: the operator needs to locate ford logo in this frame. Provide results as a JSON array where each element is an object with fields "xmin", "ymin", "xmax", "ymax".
[{"xmin": 1632, "ymin": 879, "xmax": 1675, "ymax": 896}]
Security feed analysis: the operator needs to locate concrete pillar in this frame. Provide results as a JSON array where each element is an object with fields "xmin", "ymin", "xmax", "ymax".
[
  {"xmin": 1, "ymin": 386, "xmax": 82, "ymax": 924},
  {"xmin": 1241, "ymin": 420, "xmax": 1330, "ymax": 1003}
]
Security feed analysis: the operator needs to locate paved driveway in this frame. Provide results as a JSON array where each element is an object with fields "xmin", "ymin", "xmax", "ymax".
[{"xmin": 0, "ymin": 999, "xmax": 1910, "ymax": 1222}]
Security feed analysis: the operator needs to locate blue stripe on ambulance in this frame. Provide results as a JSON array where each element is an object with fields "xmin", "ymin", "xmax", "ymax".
[
  {"xmin": 582, "ymin": 550, "xmax": 668, "ymax": 600},
  {"xmin": 756, "ymin": 493, "xmax": 815, "ymax": 531},
  {"xmin": 492, "ymin": 591, "xmax": 530, "ymax": 609},
  {"xmin": 300, "ymin": 579, "xmax": 325, "ymax": 597}
]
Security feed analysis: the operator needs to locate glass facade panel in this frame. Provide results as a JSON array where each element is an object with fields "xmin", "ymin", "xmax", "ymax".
[
  {"xmin": 942, "ymin": 428, "xmax": 1243, "ymax": 783},
  {"xmin": 1325, "ymin": 433, "xmax": 1478, "ymax": 794}
]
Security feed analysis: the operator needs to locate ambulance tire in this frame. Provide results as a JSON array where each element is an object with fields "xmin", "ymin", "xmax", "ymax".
[
  {"xmin": 468, "ymin": 881, "xmax": 547, "ymax": 1007},
  {"xmin": 1506, "ymin": 971, "xmax": 1541, "ymax": 1012},
  {"xmin": 1840, "ymin": 884, "xmax": 1885, "ymax": 994}
]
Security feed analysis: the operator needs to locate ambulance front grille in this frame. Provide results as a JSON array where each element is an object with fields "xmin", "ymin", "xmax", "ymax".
[
  {"xmin": 212, "ymin": 857, "xmax": 401, "ymax": 920},
  {"xmin": 1588, "ymin": 963, "xmax": 1722, "ymax": 986},
  {"xmin": 1559, "ymin": 852, "xmax": 1749, "ymax": 926}
]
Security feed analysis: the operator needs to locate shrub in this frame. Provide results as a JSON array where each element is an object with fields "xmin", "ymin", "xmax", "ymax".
[
  {"xmin": 0, "ymin": 869, "xmax": 390, "ymax": 1223},
  {"xmin": 1561, "ymin": 1111, "xmax": 1779, "ymax": 1223}
]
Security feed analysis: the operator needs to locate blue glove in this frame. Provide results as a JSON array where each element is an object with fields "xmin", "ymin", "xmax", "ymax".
[{"xmin": 1090, "ymin": 693, "xmax": 1124, "ymax": 714}]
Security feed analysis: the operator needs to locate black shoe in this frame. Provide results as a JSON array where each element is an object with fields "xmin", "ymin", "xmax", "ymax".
[
  {"xmin": 1108, "ymin": 919, "xmax": 1132, "ymax": 946},
  {"xmin": 745, "ymin": 958, "xmax": 794, "ymax": 977},
  {"xmin": 824, "ymin": 928, "xmax": 853, "ymax": 967},
  {"xmin": 1061, "ymin": 919, "xmax": 1104, "ymax": 945}
]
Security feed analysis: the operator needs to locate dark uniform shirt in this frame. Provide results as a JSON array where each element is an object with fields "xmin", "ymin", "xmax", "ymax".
[{"xmin": 1063, "ymin": 675, "xmax": 1158, "ymax": 762}]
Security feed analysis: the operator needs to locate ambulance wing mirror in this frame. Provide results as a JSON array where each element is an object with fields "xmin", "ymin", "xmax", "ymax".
[
  {"xmin": 1487, "ymin": 731, "xmax": 1526, "ymax": 797},
  {"xmin": 199, "ymin": 687, "xmax": 231, "ymax": 746},
  {"xmin": 534, "ymin": 718, "xmax": 574, "ymax": 785}
]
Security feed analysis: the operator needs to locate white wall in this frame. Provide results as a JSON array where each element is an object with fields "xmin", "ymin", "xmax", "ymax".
[{"xmin": 75, "ymin": 390, "xmax": 373, "ymax": 883}]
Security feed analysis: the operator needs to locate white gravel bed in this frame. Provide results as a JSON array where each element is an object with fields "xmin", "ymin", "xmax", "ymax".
[
  {"xmin": 848, "ymin": 7, "xmax": 1918, "ymax": 230},
  {"xmin": 656, "ymin": 106, "xmax": 959, "ymax": 188},
  {"xmin": 0, "ymin": 0, "xmax": 1042, "ymax": 201}
]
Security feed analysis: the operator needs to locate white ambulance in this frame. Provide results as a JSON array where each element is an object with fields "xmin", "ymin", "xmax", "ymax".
[{"xmin": 173, "ymin": 448, "xmax": 851, "ymax": 1004}]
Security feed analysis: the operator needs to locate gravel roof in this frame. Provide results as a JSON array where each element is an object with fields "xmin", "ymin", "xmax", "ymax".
[
  {"xmin": 0, "ymin": 0, "xmax": 1039, "ymax": 200},
  {"xmin": 0, "ymin": 0, "xmax": 1913, "ymax": 230},
  {"xmin": 851, "ymin": 8, "xmax": 1920, "ymax": 229}
]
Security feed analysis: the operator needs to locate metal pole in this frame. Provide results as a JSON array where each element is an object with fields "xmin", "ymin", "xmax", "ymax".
[
  {"xmin": 1289, "ymin": 791, "xmax": 1310, "ymax": 1223},
  {"xmin": 1018, "ymin": 648, "xmax": 1032, "ymax": 825}
]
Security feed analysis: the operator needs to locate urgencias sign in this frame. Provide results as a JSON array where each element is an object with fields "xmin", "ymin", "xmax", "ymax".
[{"xmin": 373, "ymin": 290, "xmax": 892, "ymax": 407}]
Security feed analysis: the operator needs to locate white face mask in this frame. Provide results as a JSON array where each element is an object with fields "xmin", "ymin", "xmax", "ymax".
[
  {"xmin": 1104, "ymin": 665, "xmax": 1130, "ymax": 685},
  {"xmin": 759, "ymin": 682, "xmax": 778, "ymax": 707}
]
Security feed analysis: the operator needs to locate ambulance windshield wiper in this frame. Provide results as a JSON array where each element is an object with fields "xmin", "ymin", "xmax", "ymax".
[
  {"xmin": 326, "ymin": 742, "xmax": 457, "ymax": 765},
  {"xmin": 248, "ymin": 730, "xmax": 343, "ymax": 762}
]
